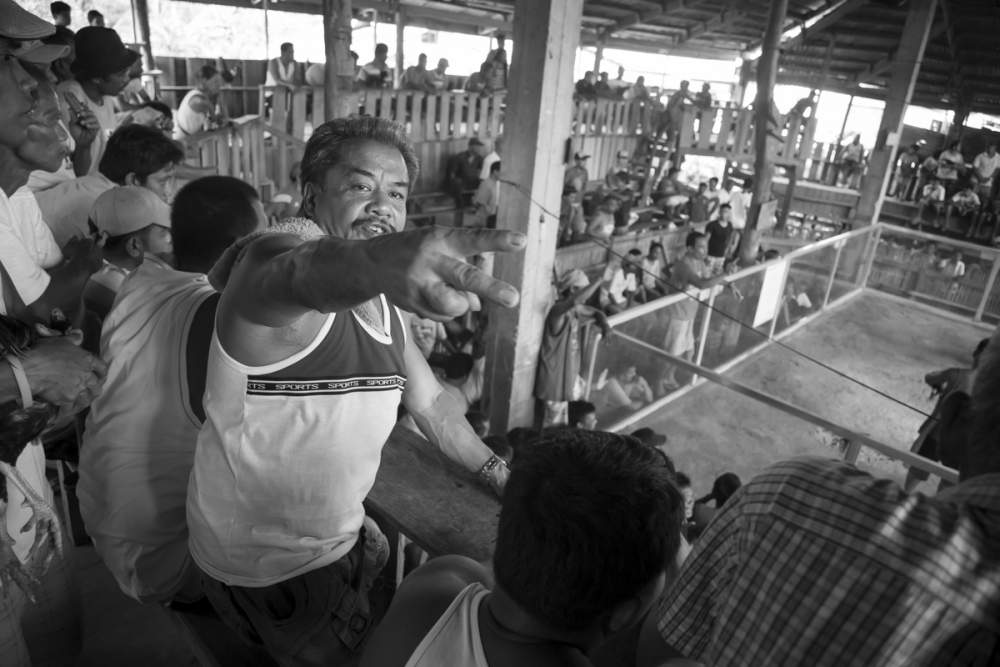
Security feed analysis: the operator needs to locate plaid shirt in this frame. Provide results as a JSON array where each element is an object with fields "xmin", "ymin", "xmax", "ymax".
[{"xmin": 657, "ymin": 457, "xmax": 1000, "ymax": 666}]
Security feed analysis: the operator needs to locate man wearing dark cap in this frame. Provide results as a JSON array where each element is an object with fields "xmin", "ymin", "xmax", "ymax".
[
  {"xmin": 57, "ymin": 26, "xmax": 140, "ymax": 174},
  {"xmin": 564, "ymin": 151, "xmax": 590, "ymax": 194}
]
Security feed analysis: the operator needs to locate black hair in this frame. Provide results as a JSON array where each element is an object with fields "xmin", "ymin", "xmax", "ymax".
[
  {"xmin": 696, "ymin": 472, "xmax": 741, "ymax": 506},
  {"xmin": 718, "ymin": 203, "xmax": 732, "ymax": 211},
  {"xmin": 198, "ymin": 65, "xmax": 218, "ymax": 81},
  {"xmin": 170, "ymin": 176, "xmax": 261, "ymax": 272},
  {"xmin": 649, "ymin": 241, "xmax": 663, "ymax": 251},
  {"xmin": 568, "ymin": 400, "xmax": 596, "ymax": 427},
  {"xmin": 280, "ymin": 42, "xmax": 293, "ymax": 53},
  {"xmin": 375, "ymin": 43, "xmax": 388, "ymax": 55},
  {"xmin": 489, "ymin": 160, "xmax": 501, "ymax": 175},
  {"xmin": 627, "ymin": 248, "xmax": 642, "ymax": 257},
  {"xmin": 87, "ymin": 9, "xmax": 103, "ymax": 21},
  {"xmin": 493, "ymin": 430, "xmax": 683, "ymax": 631},
  {"xmin": 50, "ymin": 1, "xmax": 70, "ymax": 15},
  {"xmin": 139, "ymin": 100, "xmax": 173, "ymax": 119},
  {"xmin": 442, "ymin": 353, "xmax": 474, "ymax": 380},
  {"xmin": 299, "ymin": 117, "xmax": 420, "ymax": 208},
  {"xmin": 98, "ymin": 125, "xmax": 184, "ymax": 185},
  {"xmin": 686, "ymin": 231, "xmax": 705, "ymax": 248}
]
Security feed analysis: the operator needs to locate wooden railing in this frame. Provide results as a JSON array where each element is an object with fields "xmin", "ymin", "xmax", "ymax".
[
  {"xmin": 180, "ymin": 115, "xmax": 272, "ymax": 194},
  {"xmin": 677, "ymin": 106, "xmax": 818, "ymax": 167}
]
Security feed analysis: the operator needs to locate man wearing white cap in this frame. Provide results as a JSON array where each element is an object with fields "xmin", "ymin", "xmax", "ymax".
[
  {"xmin": 0, "ymin": 2, "xmax": 108, "ymax": 663},
  {"xmin": 84, "ymin": 185, "xmax": 173, "ymax": 318}
]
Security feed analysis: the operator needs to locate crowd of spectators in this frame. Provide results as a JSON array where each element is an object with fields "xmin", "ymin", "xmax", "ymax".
[{"xmin": 1, "ymin": 4, "xmax": 998, "ymax": 667}]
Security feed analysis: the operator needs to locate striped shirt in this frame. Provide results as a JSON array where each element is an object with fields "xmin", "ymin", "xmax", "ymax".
[{"xmin": 657, "ymin": 457, "xmax": 1000, "ymax": 666}]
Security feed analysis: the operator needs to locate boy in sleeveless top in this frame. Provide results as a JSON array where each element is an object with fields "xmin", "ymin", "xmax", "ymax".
[
  {"xmin": 186, "ymin": 117, "xmax": 526, "ymax": 665},
  {"xmin": 361, "ymin": 429, "xmax": 685, "ymax": 667}
]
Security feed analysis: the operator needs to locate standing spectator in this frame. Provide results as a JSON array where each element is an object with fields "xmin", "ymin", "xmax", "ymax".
[
  {"xmin": 628, "ymin": 75, "xmax": 649, "ymax": 101},
  {"xmin": 564, "ymin": 152, "xmax": 590, "ymax": 193},
  {"xmin": 470, "ymin": 160, "xmax": 500, "ymax": 228},
  {"xmin": 265, "ymin": 42, "xmax": 299, "ymax": 89},
  {"xmin": 535, "ymin": 269, "xmax": 608, "ymax": 426},
  {"xmin": 36, "ymin": 124, "xmax": 184, "ymax": 245},
  {"xmin": 173, "ymin": 65, "xmax": 226, "ymax": 139},
  {"xmin": 479, "ymin": 136, "xmax": 501, "ymax": 181},
  {"xmin": 607, "ymin": 65, "xmax": 630, "ymax": 97},
  {"xmin": 50, "ymin": 1, "xmax": 71, "ymax": 29},
  {"xmin": 483, "ymin": 35, "xmax": 507, "ymax": 91},
  {"xmin": 664, "ymin": 80, "xmax": 693, "ymax": 141},
  {"xmin": 893, "ymin": 143, "xmax": 921, "ymax": 200},
  {"xmin": 567, "ymin": 400, "xmax": 598, "ymax": 429},
  {"xmin": 705, "ymin": 204, "xmax": 737, "ymax": 273},
  {"xmin": 973, "ymin": 143, "xmax": 999, "ymax": 201},
  {"xmin": 599, "ymin": 252, "xmax": 638, "ymax": 315},
  {"xmin": 559, "ymin": 185, "xmax": 585, "ymax": 245},
  {"xmin": 86, "ymin": 9, "xmax": 104, "ymax": 27},
  {"xmin": 575, "ymin": 71, "xmax": 597, "ymax": 100},
  {"xmin": 445, "ymin": 137, "xmax": 484, "ymax": 222},
  {"xmin": 705, "ymin": 176, "xmax": 724, "ymax": 221},
  {"xmin": 936, "ymin": 140, "xmax": 965, "ymax": 196},
  {"xmin": 402, "ymin": 53, "xmax": 430, "ymax": 91},
  {"xmin": 357, "ymin": 43, "xmax": 390, "ymax": 88},
  {"xmin": 641, "ymin": 242, "xmax": 668, "ymax": 298},
  {"xmin": 693, "ymin": 82, "xmax": 713, "ymax": 112},
  {"xmin": 660, "ymin": 232, "xmax": 721, "ymax": 390},
  {"xmin": 838, "ymin": 134, "xmax": 865, "ymax": 188},
  {"xmin": 595, "ymin": 71, "xmax": 613, "ymax": 98},
  {"xmin": 689, "ymin": 183, "xmax": 711, "ymax": 226},
  {"xmin": 426, "ymin": 58, "xmax": 448, "ymax": 91},
  {"xmin": 58, "ymin": 27, "xmax": 140, "ymax": 174}
]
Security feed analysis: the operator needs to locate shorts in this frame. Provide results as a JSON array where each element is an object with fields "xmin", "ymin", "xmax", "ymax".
[
  {"xmin": 199, "ymin": 517, "xmax": 389, "ymax": 663},
  {"xmin": 664, "ymin": 317, "xmax": 695, "ymax": 356}
]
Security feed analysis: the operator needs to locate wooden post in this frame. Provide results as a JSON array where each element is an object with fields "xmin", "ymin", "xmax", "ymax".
[
  {"xmin": 484, "ymin": 0, "xmax": 584, "ymax": 433},
  {"xmin": 739, "ymin": 0, "xmax": 787, "ymax": 265},
  {"xmin": 132, "ymin": 0, "xmax": 154, "ymax": 71},
  {"xmin": 592, "ymin": 38, "xmax": 605, "ymax": 76},
  {"xmin": 394, "ymin": 9, "xmax": 405, "ymax": 89},
  {"xmin": 322, "ymin": 0, "xmax": 356, "ymax": 120},
  {"xmin": 733, "ymin": 58, "xmax": 752, "ymax": 108},
  {"xmin": 855, "ymin": 0, "xmax": 938, "ymax": 225}
]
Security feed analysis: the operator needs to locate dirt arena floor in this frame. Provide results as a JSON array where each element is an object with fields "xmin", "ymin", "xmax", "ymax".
[{"xmin": 631, "ymin": 290, "xmax": 992, "ymax": 497}]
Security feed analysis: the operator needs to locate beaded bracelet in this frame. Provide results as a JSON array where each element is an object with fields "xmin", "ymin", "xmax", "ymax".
[{"xmin": 477, "ymin": 454, "xmax": 510, "ymax": 493}]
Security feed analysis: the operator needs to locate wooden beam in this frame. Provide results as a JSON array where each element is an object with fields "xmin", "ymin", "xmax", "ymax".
[
  {"xmin": 780, "ymin": 0, "xmax": 869, "ymax": 52},
  {"xmin": 673, "ymin": 3, "xmax": 747, "ymax": 47},
  {"xmin": 855, "ymin": 0, "xmax": 938, "ymax": 225},
  {"xmin": 600, "ymin": 0, "xmax": 688, "ymax": 38},
  {"xmin": 484, "ymin": 0, "xmax": 583, "ymax": 432}
]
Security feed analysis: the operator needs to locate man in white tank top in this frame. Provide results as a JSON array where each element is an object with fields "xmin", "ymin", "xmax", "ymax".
[
  {"xmin": 186, "ymin": 116, "xmax": 526, "ymax": 665},
  {"xmin": 360, "ymin": 430, "xmax": 687, "ymax": 667}
]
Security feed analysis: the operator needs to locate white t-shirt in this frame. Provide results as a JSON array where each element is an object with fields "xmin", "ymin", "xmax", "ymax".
[
  {"xmin": 57, "ymin": 80, "xmax": 117, "ymax": 176},
  {"xmin": 265, "ymin": 58, "xmax": 296, "ymax": 87},
  {"xmin": 173, "ymin": 89, "xmax": 210, "ymax": 139},
  {"xmin": 973, "ymin": 152, "xmax": 1000, "ymax": 183},
  {"xmin": 79, "ymin": 258, "xmax": 216, "ymax": 602},
  {"xmin": 480, "ymin": 151, "xmax": 500, "ymax": 182},
  {"xmin": 35, "ymin": 173, "xmax": 115, "ymax": 247},
  {"xmin": 603, "ymin": 265, "xmax": 636, "ymax": 305},
  {"xmin": 0, "ymin": 187, "xmax": 63, "ymax": 308},
  {"xmin": 304, "ymin": 63, "xmax": 325, "ymax": 87}
]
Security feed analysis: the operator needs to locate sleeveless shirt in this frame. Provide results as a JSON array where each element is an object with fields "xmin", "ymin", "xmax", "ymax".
[
  {"xmin": 405, "ymin": 583, "xmax": 491, "ymax": 667},
  {"xmin": 187, "ymin": 296, "xmax": 407, "ymax": 586}
]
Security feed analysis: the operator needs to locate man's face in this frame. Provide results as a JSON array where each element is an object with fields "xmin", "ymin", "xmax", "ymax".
[
  {"xmin": 692, "ymin": 237, "xmax": 709, "ymax": 260},
  {"xmin": 98, "ymin": 65, "xmax": 134, "ymax": 96},
  {"xmin": 138, "ymin": 224, "xmax": 174, "ymax": 260},
  {"xmin": 307, "ymin": 139, "xmax": 409, "ymax": 240},
  {"xmin": 134, "ymin": 163, "xmax": 177, "ymax": 204},
  {"xmin": 720, "ymin": 207, "xmax": 732, "ymax": 224},
  {"xmin": 203, "ymin": 74, "xmax": 223, "ymax": 96},
  {"xmin": 0, "ymin": 50, "xmax": 40, "ymax": 151},
  {"xmin": 709, "ymin": 179, "xmax": 718, "ymax": 190},
  {"xmin": 283, "ymin": 46, "xmax": 294, "ymax": 62},
  {"xmin": 621, "ymin": 366, "xmax": 637, "ymax": 382},
  {"xmin": 17, "ymin": 74, "xmax": 70, "ymax": 173},
  {"xmin": 579, "ymin": 411, "xmax": 598, "ymax": 430}
]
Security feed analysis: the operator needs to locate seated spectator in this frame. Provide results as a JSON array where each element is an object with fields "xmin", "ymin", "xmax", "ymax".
[
  {"xmin": 641, "ymin": 242, "xmax": 668, "ymax": 298},
  {"xmin": 599, "ymin": 253, "xmax": 637, "ymax": 314},
  {"xmin": 464, "ymin": 63, "xmax": 488, "ymax": 94},
  {"xmin": 535, "ymin": 269, "xmax": 608, "ymax": 426},
  {"xmin": 78, "ymin": 176, "xmax": 269, "ymax": 604},
  {"xmin": 588, "ymin": 194, "xmax": 620, "ymax": 240},
  {"xmin": 653, "ymin": 167, "xmax": 692, "ymax": 217},
  {"xmin": 36, "ymin": 124, "xmax": 183, "ymax": 246},
  {"xmin": 173, "ymin": 64, "xmax": 226, "ymax": 139},
  {"xmin": 575, "ymin": 71, "xmax": 597, "ymax": 100},
  {"xmin": 58, "ymin": 27, "xmax": 141, "ymax": 174},
  {"xmin": 637, "ymin": 326, "xmax": 1000, "ymax": 664},
  {"xmin": 402, "ymin": 53, "xmax": 431, "ymax": 91},
  {"xmin": 567, "ymin": 400, "xmax": 598, "ymax": 429},
  {"xmin": 361, "ymin": 429, "xmax": 684, "ymax": 667},
  {"xmin": 593, "ymin": 364, "xmax": 653, "ymax": 414},
  {"xmin": 690, "ymin": 472, "xmax": 741, "ymax": 539},
  {"xmin": 426, "ymin": 58, "xmax": 448, "ymax": 91},
  {"xmin": 470, "ymin": 160, "xmax": 500, "ymax": 228},
  {"xmin": 950, "ymin": 180, "xmax": 981, "ymax": 222},
  {"xmin": 936, "ymin": 140, "xmax": 964, "ymax": 196},
  {"xmin": 915, "ymin": 175, "xmax": 946, "ymax": 229},
  {"xmin": 356, "ymin": 43, "xmax": 390, "ymax": 88},
  {"xmin": 445, "ymin": 137, "xmax": 484, "ymax": 220},
  {"xmin": 84, "ymin": 186, "xmax": 174, "ymax": 319}
]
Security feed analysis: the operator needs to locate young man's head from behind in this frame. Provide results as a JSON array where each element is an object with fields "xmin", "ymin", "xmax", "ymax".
[
  {"xmin": 99, "ymin": 124, "xmax": 184, "ymax": 203},
  {"xmin": 171, "ymin": 176, "xmax": 266, "ymax": 274},
  {"xmin": 90, "ymin": 186, "xmax": 174, "ymax": 270},
  {"xmin": 494, "ymin": 430, "xmax": 683, "ymax": 637},
  {"xmin": 568, "ymin": 400, "xmax": 597, "ymax": 430}
]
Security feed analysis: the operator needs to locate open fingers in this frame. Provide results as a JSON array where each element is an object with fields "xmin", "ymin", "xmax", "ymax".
[
  {"xmin": 437, "ymin": 255, "xmax": 519, "ymax": 309},
  {"xmin": 441, "ymin": 227, "xmax": 526, "ymax": 257}
]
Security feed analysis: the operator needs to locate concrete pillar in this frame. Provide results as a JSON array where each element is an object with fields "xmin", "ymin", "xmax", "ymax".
[
  {"xmin": 322, "ymin": 0, "xmax": 357, "ymax": 120},
  {"xmin": 484, "ymin": 0, "xmax": 584, "ymax": 433},
  {"xmin": 855, "ymin": 0, "xmax": 938, "ymax": 224}
]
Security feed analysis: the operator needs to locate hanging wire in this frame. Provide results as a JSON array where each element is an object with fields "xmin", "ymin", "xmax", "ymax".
[{"xmin": 497, "ymin": 176, "xmax": 931, "ymax": 418}]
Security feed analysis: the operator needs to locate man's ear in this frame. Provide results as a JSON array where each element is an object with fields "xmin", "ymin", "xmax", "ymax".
[
  {"xmin": 125, "ymin": 235, "xmax": 144, "ymax": 260},
  {"xmin": 300, "ymin": 181, "xmax": 317, "ymax": 220}
]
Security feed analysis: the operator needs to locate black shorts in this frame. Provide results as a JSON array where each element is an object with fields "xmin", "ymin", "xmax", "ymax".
[{"xmin": 199, "ymin": 521, "xmax": 389, "ymax": 662}]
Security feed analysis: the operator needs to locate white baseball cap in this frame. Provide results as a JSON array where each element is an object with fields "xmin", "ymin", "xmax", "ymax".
[{"xmin": 90, "ymin": 186, "xmax": 171, "ymax": 237}]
